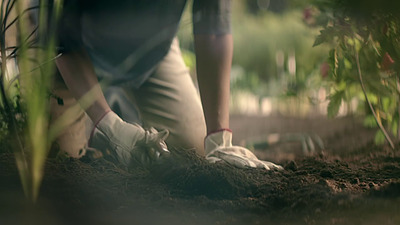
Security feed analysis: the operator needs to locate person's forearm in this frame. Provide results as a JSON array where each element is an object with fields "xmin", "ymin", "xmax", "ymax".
[
  {"xmin": 56, "ymin": 49, "xmax": 111, "ymax": 124},
  {"xmin": 194, "ymin": 34, "xmax": 233, "ymax": 134}
]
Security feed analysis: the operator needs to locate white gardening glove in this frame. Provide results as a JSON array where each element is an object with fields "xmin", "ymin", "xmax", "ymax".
[
  {"xmin": 205, "ymin": 130, "xmax": 283, "ymax": 170},
  {"xmin": 93, "ymin": 111, "xmax": 170, "ymax": 166}
]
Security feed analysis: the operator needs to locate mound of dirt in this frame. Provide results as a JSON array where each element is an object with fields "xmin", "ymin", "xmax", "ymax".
[
  {"xmin": 149, "ymin": 148, "xmax": 259, "ymax": 199},
  {"xmin": 1, "ymin": 115, "xmax": 399, "ymax": 225},
  {"xmin": 1, "ymin": 143, "xmax": 400, "ymax": 225}
]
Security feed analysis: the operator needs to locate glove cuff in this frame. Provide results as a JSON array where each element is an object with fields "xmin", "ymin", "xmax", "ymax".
[
  {"xmin": 95, "ymin": 111, "xmax": 125, "ymax": 137},
  {"xmin": 204, "ymin": 129, "xmax": 233, "ymax": 155},
  {"xmin": 93, "ymin": 110, "xmax": 113, "ymax": 128},
  {"xmin": 90, "ymin": 110, "xmax": 112, "ymax": 141}
]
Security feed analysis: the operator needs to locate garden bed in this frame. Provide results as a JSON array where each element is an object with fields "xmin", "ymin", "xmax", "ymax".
[{"xmin": 1, "ymin": 115, "xmax": 399, "ymax": 225}]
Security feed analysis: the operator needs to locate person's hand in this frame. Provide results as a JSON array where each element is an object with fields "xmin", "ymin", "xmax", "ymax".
[
  {"xmin": 91, "ymin": 111, "xmax": 169, "ymax": 166},
  {"xmin": 205, "ymin": 130, "xmax": 283, "ymax": 170}
]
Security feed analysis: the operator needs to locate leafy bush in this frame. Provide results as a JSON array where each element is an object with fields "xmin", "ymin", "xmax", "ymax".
[{"xmin": 311, "ymin": 0, "xmax": 400, "ymax": 147}]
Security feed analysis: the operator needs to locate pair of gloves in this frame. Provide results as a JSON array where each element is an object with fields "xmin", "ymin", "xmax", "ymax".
[{"xmin": 92, "ymin": 111, "xmax": 282, "ymax": 170}]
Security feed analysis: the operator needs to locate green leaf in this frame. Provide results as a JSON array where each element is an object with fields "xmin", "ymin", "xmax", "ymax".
[
  {"xmin": 354, "ymin": 39, "xmax": 362, "ymax": 52},
  {"xmin": 336, "ymin": 81, "xmax": 347, "ymax": 91},
  {"xmin": 344, "ymin": 58, "xmax": 352, "ymax": 69},
  {"xmin": 366, "ymin": 93, "xmax": 379, "ymax": 104},
  {"xmin": 347, "ymin": 38, "xmax": 355, "ymax": 46},
  {"xmin": 374, "ymin": 130, "xmax": 385, "ymax": 145},
  {"xmin": 363, "ymin": 115, "xmax": 378, "ymax": 128},
  {"xmin": 364, "ymin": 77, "xmax": 393, "ymax": 97},
  {"xmin": 313, "ymin": 34, "xmax": 326, "ymax": 47},
  {"xmin": 327, "ymin": 91, "xmax": 344, "ymax": 118},
  {"xmin": 313, "ymin": 27, "xmax": 336, "ymax": 47},
  {"xmin": 391, "ymin": 119, "xmax": 398, "ymax": 136},
  {"xmin": 381, "ymin": 97, "xmax": 392, "ymax": 112}
]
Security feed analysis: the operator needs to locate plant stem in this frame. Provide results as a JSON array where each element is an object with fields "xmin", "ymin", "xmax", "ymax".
[
  {"xmin": 0, "ymin": 0, "xmax": 12, "ymax": 119},
  {"xmin": 1, "ymin": 0, "xmax": 30, "ymax": 199},
  {"xmin": 354, "ymin": 46, "xmax": 395, "ymax": 149},
  {"xmin": 397, "ymin": 77, "xmax": 400, "ymax": 140}
]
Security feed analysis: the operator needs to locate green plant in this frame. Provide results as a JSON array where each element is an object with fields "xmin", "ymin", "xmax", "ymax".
[
  {"xmin": 0, "ymin": 0, "xmax": 63, "ymax": 202},
  {"xmin": 311, "ymin": 0, "xmax": 400, "ymax": 148}
]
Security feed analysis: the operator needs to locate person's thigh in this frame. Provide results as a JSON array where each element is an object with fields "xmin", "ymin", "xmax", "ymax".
[{"xmin": 131, "ymin": 39, "xmax": 206, "ymax": 155}]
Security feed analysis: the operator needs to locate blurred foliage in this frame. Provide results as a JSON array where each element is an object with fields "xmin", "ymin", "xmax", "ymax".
[
  {"xmin": 178, "ymin": 0, "xmax": 400, "ymax": 141},
  {"xmin": 311, "ymin": 0, "xmax": 400, "ymax": 146},
  {"xmin": 1, "ymin": 0, "xmax": 62, "ymax": 202},
  {"xmin": 244, "ymin": 0, "xmax": 313, "ymax": 15},
  {"xmin": 232, "ymin": 9, "xmax": 328, "ymax": 94},
  {"xmin": 178, "ymin": 1, "xmax": 330, "ymax": 98}
]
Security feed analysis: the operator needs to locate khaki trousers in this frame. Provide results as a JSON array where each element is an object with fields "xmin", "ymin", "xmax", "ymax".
[{"xmin": 50, "ymin": 39, "xmax": 206, "ymax": 158}]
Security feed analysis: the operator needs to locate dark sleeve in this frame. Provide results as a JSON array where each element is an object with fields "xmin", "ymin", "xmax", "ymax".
[
  {"xmin": 192, "ymin": 0, "xmax": 231, "ymax": 35},
  {"xmin": 30, "ymin": 0, "xmax": 84, "ymax": 53},
  {"xmin": 56, "ymin": 0, "xmax": 84, "ymax": 53}
]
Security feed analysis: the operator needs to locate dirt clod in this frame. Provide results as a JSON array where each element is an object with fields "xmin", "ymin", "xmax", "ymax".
[
  {"xmin": 284, "ymin": 161, "xmax": 298, "ymax": 171},
  {"xmin": 320, "ymin": 169, "xmax": 334, "ymax": 178}
]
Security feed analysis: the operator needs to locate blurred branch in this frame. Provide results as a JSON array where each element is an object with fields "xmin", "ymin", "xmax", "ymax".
[{"xmin": 354, "ymin": 43, "xmax": 395, "ymax": 149}]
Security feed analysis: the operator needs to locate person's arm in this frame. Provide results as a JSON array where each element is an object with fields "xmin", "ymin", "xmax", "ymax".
[
  {"xmin": 51, "ymin": 1, "xmax": 169, "ymax": 166},
  {"xmin": 53, "ymin": 1, "xmax": 108, "ymax": 122},
  {"xmin": 194, "ymin": 34, "xmax": 233, "ymax": 134},
  {"xmin": 193, "ymin": 1, "xmax": 282, "ymax": 170},
  {"xmin": 55, "ymin": 48, "xmax": 111, "ymax": 124},
  {"xmin": 194, "ymin": 34, "xmax": 282, "ymax": 170},
  {"xmin": 56, "ymin": 49, "xmax": 169, "ymax": 166}
]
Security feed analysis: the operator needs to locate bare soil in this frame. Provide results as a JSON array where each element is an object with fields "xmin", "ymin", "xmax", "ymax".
[{"xmin": 1, "ymin": 115, "xmax": 399, "ymax": 225}]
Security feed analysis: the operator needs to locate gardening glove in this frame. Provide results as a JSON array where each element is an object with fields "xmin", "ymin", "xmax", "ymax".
[
  {"xmin": 205, "ymin": 130, "xmax": 283, "ymax": 170},
  {"xmin": 93, "ymin": 111, "xmax": 170, "ymax": 166}
]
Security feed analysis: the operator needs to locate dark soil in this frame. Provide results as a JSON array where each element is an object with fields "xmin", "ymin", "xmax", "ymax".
[{"xmin": 1, "ymin": 115, "xmax": 400, "ymax": 225}]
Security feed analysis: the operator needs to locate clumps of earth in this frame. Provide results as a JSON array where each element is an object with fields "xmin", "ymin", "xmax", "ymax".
[{"xmin": 1, "ymin": 143, "xmax": 400, "ymax": 225}]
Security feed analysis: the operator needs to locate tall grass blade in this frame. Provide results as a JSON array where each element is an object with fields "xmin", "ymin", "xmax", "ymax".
[{"xmin": 13, "ymin": 0, "xmax": 63, "ymax": 202}]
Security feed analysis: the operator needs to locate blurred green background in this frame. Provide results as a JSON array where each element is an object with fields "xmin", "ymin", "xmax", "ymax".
[{"xmin": 177, "ymin": 0, "xmax": 332, "ymax": 117}]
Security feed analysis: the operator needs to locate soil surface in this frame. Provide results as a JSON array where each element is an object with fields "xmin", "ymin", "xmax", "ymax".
[{"xmin": 1, "ymin": 115, "xmax": 400, "ymax": 225}]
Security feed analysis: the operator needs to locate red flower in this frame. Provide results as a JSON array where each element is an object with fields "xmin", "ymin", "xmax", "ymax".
[
  {"xmin": 303, "ymin": 8, "xmax": 312, "ymax": 20},
  {"xmin": 320, "ymin": 62, "xmax": 330, "ymax": 78},
  {"xmin": 381, "ymin": 52, "xmax": 395, "ymax": 71}
]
